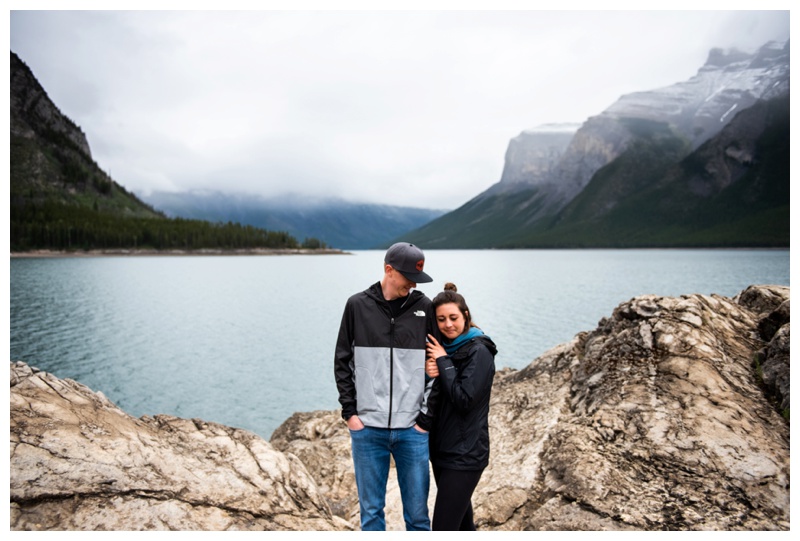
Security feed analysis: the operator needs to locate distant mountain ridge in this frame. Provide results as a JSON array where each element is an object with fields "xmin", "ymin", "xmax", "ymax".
[
  {"xmin": 401, "ymin": 40, "xmax": 789, "ymax": 248},
  {"xmin": 142, "ymin": 191, "xmax": 447, "ymax": 250}
]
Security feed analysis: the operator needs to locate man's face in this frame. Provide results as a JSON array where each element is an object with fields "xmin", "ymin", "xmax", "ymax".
[{"xmin": 384, "ymin": 265, "xmax": 416, "ymax": 300}]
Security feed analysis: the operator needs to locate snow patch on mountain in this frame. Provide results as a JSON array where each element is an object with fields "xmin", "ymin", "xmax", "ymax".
[{"xmin": 602, "ymin": 40, "xmax": 789, "ymax": 147}]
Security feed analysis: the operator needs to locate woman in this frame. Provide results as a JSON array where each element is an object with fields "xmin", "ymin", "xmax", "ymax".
[{"xmin": 425, "ymin": 282, "xmax": 497, "ymax": 531}]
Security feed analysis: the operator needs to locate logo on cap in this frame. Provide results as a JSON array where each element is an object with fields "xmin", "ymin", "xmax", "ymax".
[{"xmin": 416, "ymin": 260, "xmax": 424, "ymax": 271}]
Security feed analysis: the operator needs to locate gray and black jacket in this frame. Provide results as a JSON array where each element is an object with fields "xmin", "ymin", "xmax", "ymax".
[{"xmin": 335, "ymin": 282, "xmax": 438, "ymax": 431}]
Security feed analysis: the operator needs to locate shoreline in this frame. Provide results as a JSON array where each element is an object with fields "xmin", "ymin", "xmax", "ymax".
[
  {"xmin": 10, "ymin": 248, "xmax": 350, "ymax": 258},
  {"xmin": 10, "ymin": 246, "xmax": 786, "ymax": 258}
]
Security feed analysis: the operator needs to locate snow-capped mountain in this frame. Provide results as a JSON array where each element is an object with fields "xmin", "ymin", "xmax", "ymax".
[
  {"xmin": 604, "ymin": 41, "xmax": 789, "ymax": 148},
  {"xmin": 496, "ymin": 40, "xmax": 788, "ymax": 209},
  {"xmin": 400, "ymin": 40, "xmax": 789, "ymax": 248}
]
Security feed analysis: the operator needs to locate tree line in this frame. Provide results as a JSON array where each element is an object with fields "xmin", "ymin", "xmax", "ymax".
[{"xmin": 11, "ymin": 200, "xmax": 328, "ymax": 251}]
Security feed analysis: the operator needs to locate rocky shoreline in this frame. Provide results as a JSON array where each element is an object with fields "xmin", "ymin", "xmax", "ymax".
[{"xmin": 10, "ymin": 285, "xmax": 789, "ymax": 531}]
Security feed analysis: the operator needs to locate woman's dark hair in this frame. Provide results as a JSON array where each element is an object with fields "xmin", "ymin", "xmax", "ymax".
[{"xmin": 431, "ymin": 282, "xmax": 477, "ymax": 330}]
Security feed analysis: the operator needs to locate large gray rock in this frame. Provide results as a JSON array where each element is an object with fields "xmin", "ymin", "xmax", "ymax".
[
  {"xmin": 736, "ymin": 285, "xmax": 791, "ymax": 414},
  {"xmin": 10, "ymin": 285, "xmax": 789, "ymax": 530},
  {"xmin": 10, "ymin": 362, "xmax": 348, "ymax": 531}
]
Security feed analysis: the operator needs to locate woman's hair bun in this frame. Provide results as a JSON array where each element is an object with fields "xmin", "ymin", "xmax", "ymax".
[{"xmin": 443, "ymin": 282, "xmax": 457, "ymax": 292}]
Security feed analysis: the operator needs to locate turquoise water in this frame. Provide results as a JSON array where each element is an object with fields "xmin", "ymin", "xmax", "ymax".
[{"xmin": 9, "ymin": 249, "xmax": 789, "ymax": 439}]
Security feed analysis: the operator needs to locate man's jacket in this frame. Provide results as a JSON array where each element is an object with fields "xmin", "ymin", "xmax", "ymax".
[{"xmin": 335, "ymin": 282, "xmax": 437, "ymax": 430}]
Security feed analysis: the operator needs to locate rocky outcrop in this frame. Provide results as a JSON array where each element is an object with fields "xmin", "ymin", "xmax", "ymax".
[
  {"xmin": 271, "ymin": 285, "xmax": 790, "ymax": 531},
  {"xmin": 739, "ymin": 285, "xmax": 790, "ymax": 413},
  {"xmin": 10, "ymin": 362, "xmax": 348, "ymax": 531},
  {"xmin": 10, "ymin": 285, "xmax": 789, "ymax": 530}
]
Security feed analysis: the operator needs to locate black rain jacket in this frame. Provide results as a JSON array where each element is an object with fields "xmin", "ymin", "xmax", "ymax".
[{"xmin": 429, "ymin": 334, "xmax": 497, "ymax": 470}]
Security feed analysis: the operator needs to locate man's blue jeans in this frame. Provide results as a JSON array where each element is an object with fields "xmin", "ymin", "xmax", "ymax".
[{"xmin": 349, "ymin": 425, "xmax": 431, "ymax": 531}]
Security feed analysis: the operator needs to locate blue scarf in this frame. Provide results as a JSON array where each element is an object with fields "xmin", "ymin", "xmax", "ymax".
[{"xmin": 443, "ymin": 326, "xmax": 484, "ymax": 355}]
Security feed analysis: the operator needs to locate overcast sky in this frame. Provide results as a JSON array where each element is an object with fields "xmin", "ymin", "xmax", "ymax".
[{"xmin": 8, "ymin": 5, "xmax": 791, "ymax": 210}]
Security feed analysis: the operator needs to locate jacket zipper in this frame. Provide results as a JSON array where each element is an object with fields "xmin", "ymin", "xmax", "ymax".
[{"xmin": 388, "ymin": 316, "xmax": 395, "ymax": 427}]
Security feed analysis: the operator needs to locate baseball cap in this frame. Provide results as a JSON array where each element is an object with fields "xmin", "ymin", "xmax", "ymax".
[{"xmin": 384, "ymin": 242, "xmax": 433, "ymax": 283}]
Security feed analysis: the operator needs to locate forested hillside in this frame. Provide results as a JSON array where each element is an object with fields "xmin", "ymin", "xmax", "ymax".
[{"xmin": 10, "ymin": 51, "xmax": 325, "ymax": 252}]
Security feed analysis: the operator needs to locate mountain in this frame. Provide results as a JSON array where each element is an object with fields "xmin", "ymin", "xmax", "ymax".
[
  {"xmin": 10, "ymin": 51, "xmax": 318, "ymax": 252},
  {"xmin": 401, "ymin": 41, "xmax": 789, "ymax": 248},
  {"xmin": 9, "ymin": 48, "xmax": 440, "ymax": 252},
  {"xmin": 10, "ymin": 51, "xmax": 163, "ymax": 220},
  {"xmin": 526, "ymin": 95, "xmax": 789, "ymax": 247},
  {"xmin": 142, "ymin": 191, "xmax": 447, "ymax": 250}
]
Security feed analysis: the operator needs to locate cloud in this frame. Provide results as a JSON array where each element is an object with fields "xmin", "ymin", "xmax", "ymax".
[{"xmin": 9, "ymin": 9, "xmax": 790, "ymax": 209}]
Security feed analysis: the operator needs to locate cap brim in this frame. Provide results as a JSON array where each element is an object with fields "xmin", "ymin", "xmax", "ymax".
[{"xmin": 399, "ymin": 270, "xmax": 433, "ymax": 284}]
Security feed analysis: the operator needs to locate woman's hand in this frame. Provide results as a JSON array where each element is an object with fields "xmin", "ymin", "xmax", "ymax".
[
  {"xmin": 426, "ymin": 334, "xmax": 446, "ymax": 378},
  {"xmin": 427, "ymin": 334, "xmax": 446, "ymax": 359}
]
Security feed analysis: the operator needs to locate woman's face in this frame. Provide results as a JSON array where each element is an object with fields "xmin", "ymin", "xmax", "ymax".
[{"xmin": 436, "ymin": 302, "xmax": 466, "ymax": 340}]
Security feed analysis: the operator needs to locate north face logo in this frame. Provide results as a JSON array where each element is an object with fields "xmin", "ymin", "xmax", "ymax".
[{"xmin": 414, "ymin": 310, "xmax": 425, "ymax": 317}]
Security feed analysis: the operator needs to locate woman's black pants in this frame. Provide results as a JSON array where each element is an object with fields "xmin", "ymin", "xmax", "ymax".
[{"xmin": 431, "ymin": 464, "xmax": 484, "ymax": 531}]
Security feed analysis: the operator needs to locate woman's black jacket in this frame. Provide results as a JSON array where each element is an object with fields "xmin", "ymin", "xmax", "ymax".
[{"xmin": 429, "ymin": 334, "xmax": 497, "ymax": 471}]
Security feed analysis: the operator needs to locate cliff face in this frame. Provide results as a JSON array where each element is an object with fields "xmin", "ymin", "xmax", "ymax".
[
  {"xmin": 480, "ymin": 124, "xmax": 583, "ymax": 216},
  {"xmin": 497, "ymin": 124, "xmax": 581, "ymax": 187},
  {"xmin": 10, "ymin": 285, "xmax": 789, "ymax": 531},
  {"xmin": 11, "ymin": 51, "xmax": 92, "ymax": 158}
]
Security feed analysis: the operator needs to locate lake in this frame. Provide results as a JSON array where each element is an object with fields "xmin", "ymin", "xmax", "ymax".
[{"xmin": 9, "ymin": 249, "xmax": 789, "ymax": 440}]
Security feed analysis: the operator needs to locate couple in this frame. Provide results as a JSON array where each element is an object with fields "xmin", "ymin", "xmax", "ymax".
[{"xmin": 334, "ymin": 242, "xmax": 497, "ymax": 531}]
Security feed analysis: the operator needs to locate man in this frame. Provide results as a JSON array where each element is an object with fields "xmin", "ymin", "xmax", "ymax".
[{"xmin": 334, "ymin": 242, "xmax": 439, "ymax": 530}]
